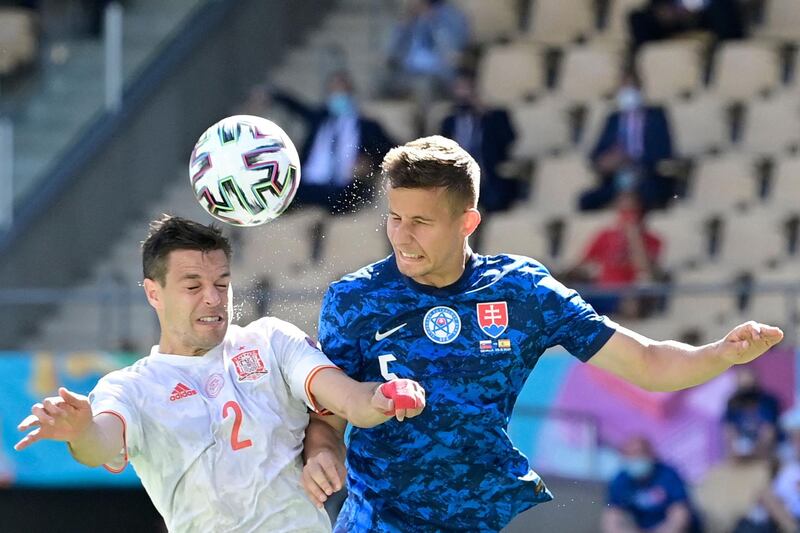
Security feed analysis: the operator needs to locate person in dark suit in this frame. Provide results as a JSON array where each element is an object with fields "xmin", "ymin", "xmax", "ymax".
[
  {"xmin": 270, "ymin": 70, "xmax": 395, "ymax": 262},
  {"xmin": 440, "ymin": 70, "xmax": 518, "ymax": 251},
  {"xmin": 580, "ymin": 72, "xmax": 676, "ymax": 212}
]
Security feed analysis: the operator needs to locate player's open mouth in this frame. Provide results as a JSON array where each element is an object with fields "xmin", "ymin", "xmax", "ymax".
[
  {"xmin": 399, "ymin": 251, "xmax": 423, "ymax": 260},
  {"xmin": 197, "ymin": 316, "xmax": 223, "ymax": 324}
]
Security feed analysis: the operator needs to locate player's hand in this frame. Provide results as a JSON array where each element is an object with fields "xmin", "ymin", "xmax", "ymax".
[
  {"xmin": 717, "ymin": 321, "xmax": 784, "ymax": 366},
  {"xmin": 302, "ymin": 448, "xmax": 346, "ymax": 509},
  {"xmin": 14, "ymin": 387, "xmax": 93, "ymax": 451},
  {"xmin": 374, "ymin": 379, "xmax": 426, "ymax": 422}
]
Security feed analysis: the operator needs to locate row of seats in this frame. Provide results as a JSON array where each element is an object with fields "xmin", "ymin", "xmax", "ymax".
[
  {"xmin": 455, "ymin": 0, "xmax": 800, "ymax": 46},
  {"xmin": 478, "ymin": 38, "xmax": 794, "ymax": 107}
]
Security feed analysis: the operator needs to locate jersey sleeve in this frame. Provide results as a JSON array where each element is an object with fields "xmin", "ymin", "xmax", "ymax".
[
  {"xmin": 263, "ymin": 318, "xmax": 340, "ymax": 413},
  {"xmin": 536, "ymin": 273, "xmax": 616, "ymax": 362},
  {"xmin": 87, "ymin": 371, "xmax": 140, "ymax": 473},
  {"xmin": 318, "ymin": 284, "xmax": 364, "ymax": 379}
]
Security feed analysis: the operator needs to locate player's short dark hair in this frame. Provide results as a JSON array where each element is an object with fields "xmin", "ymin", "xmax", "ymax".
[
  {"xmin": 381, "ymin": 135, "xmax": 480, "ymax": 212},
  {"xmin": 142, "ymin": 215, "xmax": 232, "ymax": 285}
]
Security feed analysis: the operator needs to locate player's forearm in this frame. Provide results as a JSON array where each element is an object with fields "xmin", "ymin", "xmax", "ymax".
[
  {"xmin": 339, "ymin": 382, "xmax": 392, "ymax": 428},
  {"xmin": 303, "ymin": 415, "xmax": 346, "ymax": 465},
  {"xmin": 67, "ymin": 415, "xmax": 124, "ymax": 467},
  {"xmin": 639, "ymin": 339, "xmax": 731, "ymax": 392}
]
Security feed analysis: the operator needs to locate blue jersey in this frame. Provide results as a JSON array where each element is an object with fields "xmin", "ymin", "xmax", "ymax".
[{"xmin": 319, "ymin": 253, "xmax": 616, "ymax": 532}]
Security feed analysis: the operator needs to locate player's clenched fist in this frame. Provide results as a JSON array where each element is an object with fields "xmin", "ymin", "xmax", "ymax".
[
  {"xmin": 15, "ymin": 387, "xmax": 92, "ymax": 451},
  {"xmin": 373, "ymin": 379, "xmax": 426, "ymax": 422}
]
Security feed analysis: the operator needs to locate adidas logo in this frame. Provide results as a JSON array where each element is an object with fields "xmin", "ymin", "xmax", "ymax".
[{"xmin": 169, "ymin": 382, "xmax": 198, "ymax": 401}]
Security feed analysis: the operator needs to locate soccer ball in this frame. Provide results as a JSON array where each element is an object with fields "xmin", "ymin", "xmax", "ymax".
[{"xmin": 189, "ymin": 115, "xmax": 301, "ymax": 227}]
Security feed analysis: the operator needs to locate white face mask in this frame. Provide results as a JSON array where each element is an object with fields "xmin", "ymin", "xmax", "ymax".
[{"xmin": 617, "ymin": 86, "xmax": 642, "ymax": 112}]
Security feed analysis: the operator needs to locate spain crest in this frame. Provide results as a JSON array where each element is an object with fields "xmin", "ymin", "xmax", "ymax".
[
  {"xmin": 232, "ymin": 349, "xmax": 268, "ymax": 381},
  {"xmin": 476, "ymin": 301, "xmax": 509, "ymax": 338}
]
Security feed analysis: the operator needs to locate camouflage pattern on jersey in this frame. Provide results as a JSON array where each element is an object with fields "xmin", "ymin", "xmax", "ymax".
[{"xmin": 320, "ymin": 254, "xmax": 616, "ymax": 532}]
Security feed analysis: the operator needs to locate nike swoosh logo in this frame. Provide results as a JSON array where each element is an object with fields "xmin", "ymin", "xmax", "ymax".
[{"xmin": 375, "ymin": 323, "xmax": 407, "ymax": 341}]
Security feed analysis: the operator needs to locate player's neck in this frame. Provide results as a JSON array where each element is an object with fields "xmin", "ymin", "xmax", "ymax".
[
  {"xmin": 157, "ymin": 337, "xmax": 210, "ymax": 357},
  {"xmin": 412, "ymin": 247, "xmax": 472, "ymax": 288}
]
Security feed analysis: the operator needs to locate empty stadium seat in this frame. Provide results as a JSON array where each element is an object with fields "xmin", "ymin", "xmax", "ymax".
[
  {"xmin": 523, "ymin": 0, "xmax": 596, "ymax": 46},
  {"xmin": 683, "ymin": 154, "xmax": 759, "ymax": 212},
  {"xmin": 479, "ymin": 208, "xmax": 552, "ymax": 262},
  {"xmin": 510, "ymin": 97, "xmax": 572, "ymax": 158},
  {"xmin": 321, "ymin": 206, "xmax": 390, "ymax": 275},
  {"xmin": 479, "ymin": 42, "xmax": 546, "ymax": 105},
  {"xmin": 0, "ymin": 8, "xmax": 37, "ymax": 75},
  {"xmin": 525, "ymin": 154, "xmax": 595, "ymax": 218},
  {"xmin": 714, "ymin": 207, "xmax": 787, "ymax": 272},
  {"xmin": 637, "ymin": 39, "xmax": 706, "ymax": 102},
  {"xmin": 710, "ymin": 41, "xmax": 782, "ymax": 102},
  {"xmin": 453, "ymin": 0, "xmax": 519, "ymax": 44},
  {"xmin": 738, "ymin": 92, "xmax": 800, "ymax": 157},
  {"xmin": 595, "ymin": 0, "xmax": 648, "ymax": 44},
  {"xmin": 360, "ymin": 99, "xmax": 418, "ymax": 142},
  {"xmin": 768, "ymin": 155, "xmax": 800, "ymax": 214},
  {"xmin": 647, "ymin": 206, "xmax": 708, "ymax": 271},
  {"xmin": 579, "ymin": 100, "xmax": 614, "ymax": 151},
  {"xmin": 667, "ymin": 94, "xmax": 730, "ymax": 157},
  {"xmin": 557, "ymin": 44, "xmax": 624, "ymax": 104},
  {"xmin": 754, "ymin": 0, "xmax": 800, "ymax": 41}
]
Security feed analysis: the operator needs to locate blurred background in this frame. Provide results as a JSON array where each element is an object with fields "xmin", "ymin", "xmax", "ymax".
[{"xmin": 0, "ymin": 0, "xmax": 798, "ymax": 531}]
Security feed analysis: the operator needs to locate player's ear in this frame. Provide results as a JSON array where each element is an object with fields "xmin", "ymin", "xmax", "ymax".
[
  {"xmin": 462, "ymin": 208, "xmax": 481, "ymax": 238},
  {"xmin": 142, "ymin": 278, "xmax": 162, "ymax": 310}
]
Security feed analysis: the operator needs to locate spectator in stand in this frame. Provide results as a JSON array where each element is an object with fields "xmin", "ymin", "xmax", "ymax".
[
  {"xmin": 602, "ymin": 436, "xmax": 700, "ymax": 533},
  {"xmin": 772, "ymin": 407, "xmax": 800, "ymax": 527},
  {"xmin": 385, "ymin": 0, "xmax": 470, "ymax": 105},
  {"xmin": 723, "ymin": 367, "xmax": 781, "ymax": 461},
  {"xmin": 269, "ymin": 70, "xmax": 395, "ymax": 263},
  {"xmin": 580, "ymin": 71, "xmax": 676, "ymax": 213},
  {"xmin": 440, "ymin": 69, "xmax": 517, "ymax": 251},
  {"xmin": 628, "ymin": 0, "xmax": 747, "ymax": 54},
  {"xmin": 567, "ymin": 191, "xmax": 663, "ymax": 319}
]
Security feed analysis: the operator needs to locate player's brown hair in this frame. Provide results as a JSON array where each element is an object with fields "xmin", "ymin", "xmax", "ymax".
[
  {"xmin": 381, "ymin": 135, "xmax": 480, "ymax": 212},
  {"xmin": 142, "ymin": 215, "xmax": 232, "ymax": 285}
]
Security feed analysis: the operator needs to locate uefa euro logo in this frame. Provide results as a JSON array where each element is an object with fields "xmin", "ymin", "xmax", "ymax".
[{"xmin": 423, "ymin": 306, "xmax": 461, "ymax": 344}]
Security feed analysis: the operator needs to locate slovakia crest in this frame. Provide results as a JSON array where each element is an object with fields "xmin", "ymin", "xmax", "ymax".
[
  {"xmin": 232, "ymin": 349, "xmax": 268, "ymax": 382},
  {"xmin": 423, "ymin": 306, "xmax": 461, "ymax": 344},
  {"xmin": 477, "ymin": 301, "xmax": 509, "ymax": 338}
]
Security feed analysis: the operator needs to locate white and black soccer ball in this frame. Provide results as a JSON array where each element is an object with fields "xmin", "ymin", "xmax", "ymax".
[{"xmin": 189, "ymin": 115, "xmax": 301, "ymax": 227}]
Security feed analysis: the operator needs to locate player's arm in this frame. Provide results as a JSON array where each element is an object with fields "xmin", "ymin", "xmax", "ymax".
[
  {"xmin": 601, "ymin": 507, "xmax": 640, "ymax": 533},
  {"xmin": 302, "ymin": 413, "xmax": 347, "ymax": 508},
  {"xmin": 589, "ymin": 321, "xmax": 783, "ymax": 392},
  {"xmin": 15, "ymin": 387, "xmax": 124, "ymax": 467},
  {"xmin": 309, "ymin": 369, "xmax": 426, "ymax": 428},
  {"xmin": 650, "ymin": 502, "xmax": 690, "ymax": 533}
]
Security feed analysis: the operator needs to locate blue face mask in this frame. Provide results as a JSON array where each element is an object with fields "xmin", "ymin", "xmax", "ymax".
[
  {"xmin": 623, "ymin": 457, "xmax": 654, "ymax": 479},
  {"xmin": 617, "ymin": 86, "xmax": 642, "ymax": 112},
  {"xmin": 327, "ymin": 92, "xmax": 355, "ymax": 117}
]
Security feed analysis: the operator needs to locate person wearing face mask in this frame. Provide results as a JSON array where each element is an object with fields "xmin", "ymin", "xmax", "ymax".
[
  {"xmin": 580, "ymin": 71, "xmax": 676, "ymax": 213},
  {"xmin": 723, "ymin": 367, "xmax": 781, "ymax": 461},
  {"xmin": 440, "ymin": 69, "xmax": 517, "ymax": 251},
  {"xmin": 566, "ymin": 191, "xmax": 663, "ymax": 319},
  {"xmin": 603, "ymin": 436, "xmax": 700, "ymax": 533},
  {"xmin": 269, "ymin": 70, "xmax": 394, "ymax": 262}
]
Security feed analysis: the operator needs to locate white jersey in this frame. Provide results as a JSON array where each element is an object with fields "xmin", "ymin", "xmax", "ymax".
[{"xmin": 88, "ymin": 317, "xmax": 337, "ymax": 533}]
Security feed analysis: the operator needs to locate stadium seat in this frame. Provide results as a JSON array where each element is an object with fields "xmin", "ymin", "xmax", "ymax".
[
  {"xmin": 478, "ymin": 42, "xmax": 546, "ymax": 105},
  {"xmin": 683, "ymin": 154, "xmax": 759, "ymax": 213},
  {"xmin": 321, "ymin": 205, "xmax": 390, "ymax": 275},
  {"xmin": 424, "ymin": 100, "xmax": 453, "ymax": 136},
  {"xmin": 636, "ymin": 39, "xmax": 706, "ymax": 102},
  {"xmin": 579, "ymin": 100, "xmax": 614, "ymax": 151},
  {"xmin": 664, "ymin": 286, "xmax": 738, "ymax": 331},
  {"xmin": 710, "ymin": 41, "xmax": 782, "ymax": 102},
  {"xmin": 754, "ymin": 0, "xmax": 800, "ymax": 41},
  {"xmin": 525, "ymin": 154, "xmax": 595, "ymax": 219},
  {"xmin": 767, "ymin": 155, "xmax": 800, "ymax": 214},
  {"xmin": 510, "ymin": 97, "xmax": 572, "ymax": 159},
  {"xmin": 239, "ymin": 208, "xmax": 327, "ymax": 275},
  {"xmin": 713, "ymin": 207, "xmax": 787, "ymax": 272},
  {"xmin": 595, "ymin": 0, "xmax": 648, "ymax": 44},
  {"xmin": 479, "ymin": 208, "xmax": 552, "ymax": 263},
  {"xmin": 647, "ymin": 206, "xmax": 708, "ymax": 272},
  {"xmin": 667, "ymin": 94, "xmax": 730, "ymax": 157},
  {"xmin": 557, "ymin": 44, "xmax": 624, "ymax": 104},
  {"xmin": 558, "ymin": 210, "xmax": 618, "ymax": 268},
  {"xmin": 360, "ymin": 99, "xmax": 418, "ymax": 143},
  {"xmin": 738, "ymin": 92, "xmax": 800, "ymax": 157},
  {"xmin": 0, "ymin": 8, "xmax": 37, "ymax": 75},
  {"xmin": 453, "ymin": 0, "xmax": 519, "ymax": 44},
  {"xmin": 523, "ymin": 0, "xmax": 596, "ymax": 46}
]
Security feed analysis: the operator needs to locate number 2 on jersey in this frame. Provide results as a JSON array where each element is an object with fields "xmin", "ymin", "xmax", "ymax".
[{"xmin": 222, "ymin": 401, "xmax": 252, "ymax": 451}]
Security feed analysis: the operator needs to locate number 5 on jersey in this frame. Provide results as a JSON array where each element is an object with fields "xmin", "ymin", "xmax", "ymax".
[{"xmin": 222, "ymin": 401, "xmax": 252, "ymax": 451}]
